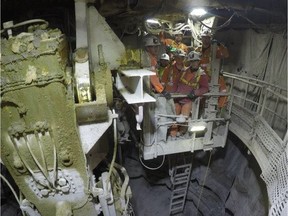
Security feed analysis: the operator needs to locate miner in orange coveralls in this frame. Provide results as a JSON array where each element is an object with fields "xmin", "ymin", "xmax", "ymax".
[
  {"xmin": 174, "ymin": 51, "xmax": 209, "ymax": 136},
  {"xmin": 161, "ymin": 49, "xmax": 187, "ymax": 137},
  {"xmin": 159, "ymin": 30, "xmax": 189, "ymax": 54},
  {"xmin": 142, "ymin": 34, "xmax": 171, "ymax": 99},
  {"xmin": 161, "ymin": 49, "xmax": 186, "ymax": 93},
  {"xmin": 142, "ymin": 34, "xmax": 175, "ymax": 142},
  {"xmin": 194, "ymin": 30, "xmax": 229, "ymax": 110}
]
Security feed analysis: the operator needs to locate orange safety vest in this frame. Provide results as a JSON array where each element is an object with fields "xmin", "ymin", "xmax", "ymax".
[
  {"xmin": 159, "ymin": 32, "xmax": 189, "ymax": 53},
  {"xmin": 161, "ymin": 63, "xmax": 184, "ymax": 93},
  {"xmin": 179, "ymin": 69, "xmax": 202, "ymax": 89}
]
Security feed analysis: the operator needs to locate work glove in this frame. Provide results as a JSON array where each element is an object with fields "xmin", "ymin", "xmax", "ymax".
[
  {"xmin": 162, "ymin": 90, "xmax": 172, "ymax": 100},
  {"xmin": 187, "ymin": 90, "xmax": 197, "ymax": 100}
]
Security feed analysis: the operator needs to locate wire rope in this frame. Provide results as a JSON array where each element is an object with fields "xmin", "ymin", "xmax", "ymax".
[{"xmin": 196, "ymin": 150, "xmax": 213, "ymax": 214}]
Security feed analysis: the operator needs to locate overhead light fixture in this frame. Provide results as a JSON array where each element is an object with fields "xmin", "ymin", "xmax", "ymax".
[
  {"xmin": 189, "ymin": 121, "xmax": 207, "ymax": 132},
  {"xmin": 190, "ymin": 8, "xmax": 207, "ymax": 17},
  {"xmin": 146, "ymin": 19, "xmax": 160, "ymax": 24}
]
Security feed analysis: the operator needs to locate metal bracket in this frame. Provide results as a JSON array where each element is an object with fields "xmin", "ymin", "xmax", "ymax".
[{"xmin": 115, "ymin": 69, "xmax": 156, "ymax": 104}]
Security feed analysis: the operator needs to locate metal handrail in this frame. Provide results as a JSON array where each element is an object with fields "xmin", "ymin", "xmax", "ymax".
[
  {"xmin": 223, "ymin": 72, "xmax": 288, "ymax": 93},
  {"xmin": 224, "ymin": 72, "xmax": 287, "ymax": 140}
]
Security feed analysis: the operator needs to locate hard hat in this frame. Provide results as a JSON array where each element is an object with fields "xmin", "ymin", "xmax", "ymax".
[
  {"xmin": 200, "ymin": 29, "xmax": 212, "ymax": 37},
  {"xmin": 174, "ymin": 49, "xmax": 186, "ymax": 57},
  {"xmin": 160, "ymin": 53, "xmax": 170, "ymax": 61},
  {"xmin": 187, "ymin": 51, "xmax": 201, "ymax": 61},
  {"xmin": 143, "ymin": 35, "xmax": 161, "ymax": 46}
]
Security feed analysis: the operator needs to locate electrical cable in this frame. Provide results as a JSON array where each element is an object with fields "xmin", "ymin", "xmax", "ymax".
[
  {"xmin": 195, "ymin": 12, "xmax": 236, "ymax": 32},
  {"xmin": 236, "ymin": 12, "xmax": 263, "ymax": 29},
  {"xmin": 107, "ymin": 109, "xmax": 118, "ymax": 186},
  {"xmin": 0, "ymin": 173, "xmax": 21, "ymax": 204},
  {"xmin": 0, "ymin": 173, "xmax": 25, "ymax": 216},
  {"xmin": 188, "ymin": 19, "xmax": 202, "ymax": 44},
  {"xmin": 139, "ymin": 144, "xmax": 165, "ymax": 170},
  {"xmin": 48, "ymin": 129, "xmax": 58, "ymax": 188},
  {"xmin": 1, "ymin": 19, "xmax": 49, "ymax": 34},
  {"xmin": 24, "ymin": 135, "xmax": 52, "ymax": 189},
  {"xmin": 34, "ymin": 132, "xmax": 48, "ymax": 178},
  {"xmin": 124, "ymin": 197, "xmax": 130, "ymax": 215},
  {"xmin": 9, "ymin": 136, "xmax": 40, "ymax": 184}
]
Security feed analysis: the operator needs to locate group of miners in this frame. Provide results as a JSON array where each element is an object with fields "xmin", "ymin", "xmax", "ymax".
[{"xmin": 142, "ymin": 29, "xmax": 229, "ymax": 139}]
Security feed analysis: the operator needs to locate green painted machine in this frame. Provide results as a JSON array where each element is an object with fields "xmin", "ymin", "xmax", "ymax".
[
  {"xmin": 1, "ymin": 2, "xmax": 229, "ymax": 216},
  {"xmin": 1, "ymin": 17, "xmax": 131, "ymax": 216}
]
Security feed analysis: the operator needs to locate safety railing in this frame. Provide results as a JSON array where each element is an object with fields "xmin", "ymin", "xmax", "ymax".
[
  {"xmin": 223, "ymin": 72, "xmax": 288, "ymax": 216},
  {"xmin": 224, "ymin": 72, "xmax": 287, "ymax": 140}
]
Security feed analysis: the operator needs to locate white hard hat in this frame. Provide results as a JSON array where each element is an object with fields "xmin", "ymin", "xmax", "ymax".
[
  {"xmin": 160, "ymin": 53, "xmax": 170, "ymax": 61},
  {"xmin": 174, "ymin": 49, "xmax": 186, "ymax": 57},
  {"xmin": 143, "ymin": 35, "xmax": 161, "ymax": 46},
  {"xmin": 200, "ymin": 29, "xmax": 212, "ymax": 37},
  {"xmin": 187, "ymin": 51, "xmax": 201, "ymax": 61}
]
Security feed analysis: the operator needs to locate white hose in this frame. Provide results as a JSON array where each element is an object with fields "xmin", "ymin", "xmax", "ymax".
[
  {"xmin": 107, "ymin": 109, "xmax": 118, "ymax": 186},
  {"xmin": 139, "ymin": 144, "xmax": 165, "ymax": 170},
  {"xmin": 1, "ymin": 19, "xmax": 49, "ymax": 34}
]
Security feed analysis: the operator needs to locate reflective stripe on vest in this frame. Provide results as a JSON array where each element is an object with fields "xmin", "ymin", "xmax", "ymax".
[{"xmin": 179, "ymin": 69, "xmax": 201, "ymax": 89}]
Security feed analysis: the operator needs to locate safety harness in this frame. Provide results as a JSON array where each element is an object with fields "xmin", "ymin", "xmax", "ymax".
[{"xmin": 179, "ymin": 68, "xmax": 203, "ymax": 89}]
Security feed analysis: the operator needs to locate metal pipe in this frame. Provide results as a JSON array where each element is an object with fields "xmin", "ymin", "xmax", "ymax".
[
  {"xmin": 243, "ymin": 82, "xmax": 249, "ymax": 107},
  {"xmin": 266, "ymin": 88, "xmax": 287, "ymax": 101},
  {"xmin": 223, "ymin": 72, "xmax": 287, "ymax": 92},
  {"xmin": 157, "ymin": 117, "xmax": 226, "ymax": 126}
]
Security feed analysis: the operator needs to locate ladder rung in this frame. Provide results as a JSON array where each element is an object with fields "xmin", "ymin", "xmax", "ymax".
[
  {"xmin": 175, "ymin": 173, "xmax": 189, "ymax": 178},
  {"xmin": 175, "ymin": 172, "xmax": 190, "ymax": 177},
  {"xmin": 169, "ymin": 162, "xmax": 192, "ymax": 215},
  {"xmin": 173, "ymin": 188, "xmax": 186, "ymax": 193},
  {"xmin": 170, "ymin": 207, "xmax": 184, "ymax": 214},
  {"xmin": 174, "ymin": 176, "xmax": 189, "ymax": 182},
  {"xmin": 174, "ymin": 164, "xmax": 191, "ymax": 169},
  {"xmin": 171, "ymin": 194, "xmax": 186, "ymax": 200},
  {"xmin": 173, "ymin": 180, "xmax": 188, "ymax": 186},
  {"xmin": 171, "ymin": 200, "xmax": 185, "ymax": 206},
  {"xmin": 171, "ymin": 206, "xmax": 184, "ymax": 212}
]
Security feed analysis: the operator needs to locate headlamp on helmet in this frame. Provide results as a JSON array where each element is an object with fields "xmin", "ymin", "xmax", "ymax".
[
  {"xmin": 174, "ymin": 49, "xmax": 186, "ymax": 57},
  {"xmin": 187, "ymin": 51, "xmax": 201, "ymax": 61},
  {"xmin": 143, "ymin": 35, "xmax": 161, "ymax": 47},
  {"xmin": 160, "ymin": 53, "xmax": 170, "ymax": 61},
  {"xmin": 200, "ymin": 29, "xmax": 212, "ymax": 37}
]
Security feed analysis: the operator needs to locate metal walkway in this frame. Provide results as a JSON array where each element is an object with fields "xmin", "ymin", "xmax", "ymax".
[{"xmin": 223, "ymin": 72, "xmax": 287, "ymax": 216}]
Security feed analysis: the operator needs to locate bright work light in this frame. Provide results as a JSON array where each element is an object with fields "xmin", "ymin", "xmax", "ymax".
[
  {"xmin": 190, "ymin": 121, "xmax": 207, "ymax": 132},
  {"xmin": 190, "ymin": 8, "xmax": 207, "ymax": 17},
  {"xmin": 146, "ymin": 19, "xmax": 160, "ymax": 24}
]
